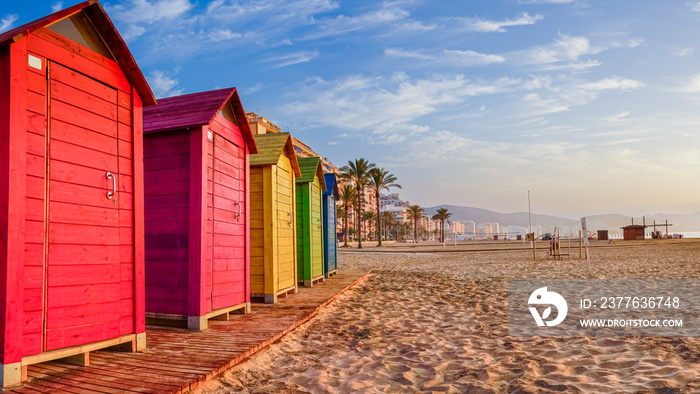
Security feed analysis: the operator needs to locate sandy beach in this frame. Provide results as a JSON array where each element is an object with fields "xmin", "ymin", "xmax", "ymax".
[{"xmin": 192, "ymin": 240, "xmax": 700, "ymax": 393}]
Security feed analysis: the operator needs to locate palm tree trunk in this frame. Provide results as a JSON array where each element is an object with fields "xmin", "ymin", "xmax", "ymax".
[
  {"xmin": 376, "ymin": 191, "xmax": 382, "ymax": 247},
  {"xmin": 343, "ymin": 201, "xmax": 349, "ymax": 247},
  {"xmin": 357, "ymin": 185, "xmax": 363, "ymax": 249}
]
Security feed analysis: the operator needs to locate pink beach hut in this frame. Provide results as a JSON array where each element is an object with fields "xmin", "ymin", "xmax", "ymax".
[{"xmin": 143, "ymin": 88, "xmax": 257, "ymax": 330}]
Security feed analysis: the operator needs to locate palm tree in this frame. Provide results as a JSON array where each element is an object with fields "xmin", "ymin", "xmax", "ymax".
[
  {"xmin": 339, "ymin": 159, "xmax": 375, "ymax": 249},
  {"xmin": 338, "ymin": 183, "xmax": 356, "ymax": 247},
  {"xmin": 380, "ymin": 211, "xmax": 395, "ymax": 241},
  {"xmin": 432, "ymin": 207, "xmax": 453, "ymax": 243},
  {"xmin": 406, "ymin": 205, "xmax": 424, "ymax": 242},
  {"xmin": 368, "ymin": 168, "xmax": 401, "ymax": 247},
  {"xmin": 362, "ymin": 211, "xmax": 376, "ymax": 240}
]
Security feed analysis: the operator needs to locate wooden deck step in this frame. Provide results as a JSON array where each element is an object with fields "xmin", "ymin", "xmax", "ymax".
[{"xmin": 4, "ymin": 270, "xmax": 370, "ymax": 394}]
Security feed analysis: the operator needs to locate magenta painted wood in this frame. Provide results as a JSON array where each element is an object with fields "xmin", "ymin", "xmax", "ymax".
[{"xmin": 143, "ymin": 88, "xmax": 257, "ymax": 327}]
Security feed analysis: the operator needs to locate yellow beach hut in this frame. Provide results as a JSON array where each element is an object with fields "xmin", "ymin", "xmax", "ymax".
[
  {"xmin": 295, "ymin": 157, "xmax": 327, "ymax": 287},
  {"xmin": 250, "ymin": 133, "xmax": 301, "ymax": 303}
]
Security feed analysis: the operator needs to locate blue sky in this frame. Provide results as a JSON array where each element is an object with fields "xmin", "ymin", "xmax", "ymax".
[{"xmin": 4, "ymin": 0, "xmax": 700, "ymax": 218}]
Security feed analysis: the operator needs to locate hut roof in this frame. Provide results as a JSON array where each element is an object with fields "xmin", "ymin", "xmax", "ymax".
[
  {"xmin": 621, "ymin": 225, "xmax": 646, "ymax": 229},
  {"xmin": 323, "ymin": 173, "xmax": 339, "ymax": 199},
  {"xmin": 249, "ymin": 132, "xmax": 300, "ymax": 177},
  {"xmin": 143, "ymin": 88, "xmax": 257, "ymax": 153},
  {"xmin": 296, "ymin": 157, "xmax": 327, "ymax": 191},
  {"xmin": 0, "ymin": 0, "xmax": 156, "ymax": 105}
]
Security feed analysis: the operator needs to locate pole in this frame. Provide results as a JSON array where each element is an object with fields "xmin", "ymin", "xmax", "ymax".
[
  {"xmin": 529, "ymin": 190, "xmax": 536, "ymax": 261},
  {"xmin": 579, "ymin": 230, "xmax": 582, "ymax": 259}
]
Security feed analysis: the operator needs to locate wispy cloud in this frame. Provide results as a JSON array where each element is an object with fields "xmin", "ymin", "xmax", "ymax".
[
  {"xmin": 444, "ymin": 49, "xmax": 506, "ymax": 66},
  {"xmin": 107, "ymin": 0, "xmax": 194, "ymax": 40},
  {"xmin": 208, "ymin": 29, "xmax": 242, "ymax": 42},
  {"xmin": 579, "ymin": 77, "xmax": 644, "ymax": 91},
  {"xmin": 283, "ymin": 73, "xmax": 522, "ymax": 133},
  {"xmin": 674, "ymin": 74, "xmax": 700, "ymax": 93},
  {"xmin": 606, "ymin": 110, "xmax": 630, "ymax": 122},
  {"xmin": 674, "ymin": 47, "xmax": 694, "ymax": 57},
  {"xmin": 265, "ymin": 50, "xmax": 319, "ymax": 68},
  {"xmin": 0, "ymin": 14, "xmax": 19, "ymax": 33},
  {"xmin": 147, "ymin": 70, "xmax": 184, "ymax": 98},
  {"xmin": 385, "ymin": 47, "xmax": 505, "ymax": 66},
  {"xmin": 51, "ymin": 1, "xmax": 63, "ymax": 12},
  {"xmin": 385, "ymin": 47, "xmax": 435, "ymax": 61},
  {"xmin": 688, "ymin": 1, "xmax": 700, "ymax": 12},
  {"xmin": 460, "ymin": 12, "xmax": 544, "ymax": 33},
  {"xmin": 306, "ymin": 4, "xmax": 412, "ymax": 39}
]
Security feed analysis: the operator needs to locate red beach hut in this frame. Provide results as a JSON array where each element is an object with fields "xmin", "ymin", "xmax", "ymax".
[
  {"xmin": 143, "ymin": 88, "xmax": 257, "ymax": 330},
  {"xmin": 0, "ymin": 1, "xmax": 155, "ymax": 387}
]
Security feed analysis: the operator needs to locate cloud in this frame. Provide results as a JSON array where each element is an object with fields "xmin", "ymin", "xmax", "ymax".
[
  {"xmin": 283, "ymin": 73, "xmax": 522, "ymax": 132},
  {"xmin": 579, "ymin": 77, "xmax": 644, "ymax": 91},
  {"xmin": 674, "ymin": 74, "xmax": 700, "ymax": 93},
  {"xmin": 265, "ymin": 50, "xmax": 319, "ymax": 68},
  {"xmin": 385, "ymin": 48, "xmax": 436, "ymax": 61},
  {"xmin": 444, "ymin": 49, "xmax": 506, "ymax": 66},
  {"xmin": 306, "ymin": 3, "xmax": 415, "ymax": 39},
  {"xmin": 524, "ymin": 35, "xmax": 601, "ymax": 65},
  {"xmin": 208, "ymin": 29, "xmax": 242, "ymax": 42},
  {"xmin": 606, "ymin": 111, "xmax": 630, "ymax": 122},
  {"xmin": 688, "ymin": 2, "xmax": 700, "ymax": 12},
  {"xmin": 109, "ymin": 0, "xmax": 194, "ymax": 24},
  {"xmin": 674, "ymin": 48, "xmax": 694, "ymax": 57},
  {"xmin": 461, "ymin": 12, "xmax": 544, "ymax": 33},
  {"xmin": 521, "ymin": 93, "xmax": 570, "ymax": 115},
  {"xmin": 51, "ymin": 1, "xmax": 63, "ymax": 12},
  {"xmin": 147, "ymin": 70, "xmax": 184, "ymax": 98},
  {"xmin": 246, "ymin": 83, "xmax": 263, "ymax": 94},
  {"xmin": 0, "ymin": 14, "xmax": 18, "ymax": 33},
  {"xmin": 385, "ymin": 47, "xmax": 505, "ymax": 66}
]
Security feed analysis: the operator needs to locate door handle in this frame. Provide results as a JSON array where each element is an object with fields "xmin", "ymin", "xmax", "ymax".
[
  {"xmin": 288, "ymin": 212, "xmax": 293, "ymax": 226},
  {"xmin": 234, "ymin": 201, "xmax": 241, "ymax": 220},
  {"xmin": 106, "ymin": 172, "xmax": 116, "ymax": 199}
]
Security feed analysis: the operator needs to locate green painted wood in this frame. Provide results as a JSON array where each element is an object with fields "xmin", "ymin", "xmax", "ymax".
[
  {"xmin": 311, "ymin": 178, "xmax": 323, "ymax": 278},
  {"xmin": 295, "ymin": 157, "xmax": 326, "ymax": 284}
]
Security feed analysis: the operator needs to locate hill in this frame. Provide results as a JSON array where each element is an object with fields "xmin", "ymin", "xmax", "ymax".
[{"xmin": 423, "ymin": 205, "xmax": 700, "ymax": 234}]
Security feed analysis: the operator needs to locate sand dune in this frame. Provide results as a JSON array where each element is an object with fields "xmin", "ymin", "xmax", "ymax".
[{"xmin": 193, "ymin": 241, "xmax": 700, "ymax": 393}]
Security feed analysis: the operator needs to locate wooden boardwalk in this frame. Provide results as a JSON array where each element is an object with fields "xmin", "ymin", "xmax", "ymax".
[{"xmin": 4, "ymin": 270, "xmax": 370, "ymax": 394}]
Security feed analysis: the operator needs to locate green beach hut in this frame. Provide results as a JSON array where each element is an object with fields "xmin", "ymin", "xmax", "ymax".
[{"xmin": 295, "ymin": 157, "xmax": 327, "ymax": 287}]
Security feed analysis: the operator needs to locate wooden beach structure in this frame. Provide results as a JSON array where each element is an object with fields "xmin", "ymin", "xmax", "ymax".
[
  {"xmin": 0, "ymin": 1, "xmax": 156, "ymax": 387},
  {"xmin": 322, "ymin": 173, "xmax": 339, "ymax": 278},
  {"xmin": 142, "ymin": 88, "xmax": 257, "ymax": 330},
  {"xmin": 249, "ymin": 133, "xmax": 301, "ymax": 303},
  {"xmin": 295, "ymin": 157, "xmax": 327, "ymax": 287}
]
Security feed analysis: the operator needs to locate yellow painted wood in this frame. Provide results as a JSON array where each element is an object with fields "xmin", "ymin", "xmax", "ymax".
[{"xmin": 263, "ymin": 165, "xmax": 276, "ymax": 295}]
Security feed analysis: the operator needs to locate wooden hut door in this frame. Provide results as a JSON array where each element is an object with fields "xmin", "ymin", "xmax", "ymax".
[
  {"xmin": 310, "ymin": 180, "xmax": 323, "ymax": 278},
  {"xmin": 44, "ymin": 62, "xmax": 123, "ymax": 351},
  {"xmin": 275, "ymin": 162, "xmax": 295, "ymax": 291},
  {"xmin": 210, "ymin": 134, "xmax": 246, "ymax": 311}
]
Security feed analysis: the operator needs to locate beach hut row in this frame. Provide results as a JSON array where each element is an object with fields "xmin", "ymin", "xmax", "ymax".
[{"xmin": 0, "ymin": 1, "xmax": 339, "ymax": 387}]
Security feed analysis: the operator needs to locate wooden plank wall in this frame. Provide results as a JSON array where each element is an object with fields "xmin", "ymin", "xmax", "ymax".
[
  {"xmin": 249, "ymin": 166, "xmax": 265, "ymax": 295},
  {"xmin": 144, "ymin": 130, "xmax": 190, "ymax": 316},
  {"xmin": 295, "ymin": 183, "xmax": 310, "ymax": 282},
  {"xmin": 208, "ymin": 114, "xmax": 247, "ymax": 312},
  {"xmin": 276, "ymin": 156, "xmax": 295, "ymax": 291},
  {"xmin": 23, "ymin": 50, "xmax": 47, "ymax": 357},
  {"xmin": 310, "ymin": 179, "xmax": 323, "ymax": 279}
]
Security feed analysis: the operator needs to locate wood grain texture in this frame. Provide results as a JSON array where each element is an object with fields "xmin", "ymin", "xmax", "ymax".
[{"xmin": 7, "ymin": 271, "xmax": 369, "ymax": 394}]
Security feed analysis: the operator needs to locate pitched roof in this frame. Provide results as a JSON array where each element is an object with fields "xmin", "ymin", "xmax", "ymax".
[
  {"xmin": 0, "ymin": 0, "xmax": 156, "ymax": 105},
  {"xmin": 143, "ymin": 88, "xmax": 257, "ymax": 153},
  {"xmin": 249, "ymin": 132, "xmax": 300, "ymax": 177},
  {"xmin": 296, "ymin": 157, "xmax": 326, "ymax": 191},
  {"xmin": 323, "ymin": 173, "xmax": 339, "ymax": 198}
]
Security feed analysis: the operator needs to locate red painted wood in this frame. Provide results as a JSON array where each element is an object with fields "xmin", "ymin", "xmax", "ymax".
[
  {"xmin": 132, "ymin": 89, "xmax": 145, "ymax": 338},
  {"xmin": 0, "ymin": 39, "xmax": 28, "ymax": 364},
  {"xmin": 190, "ymin": 128, "xmax": 208, "ymax": 318}
]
